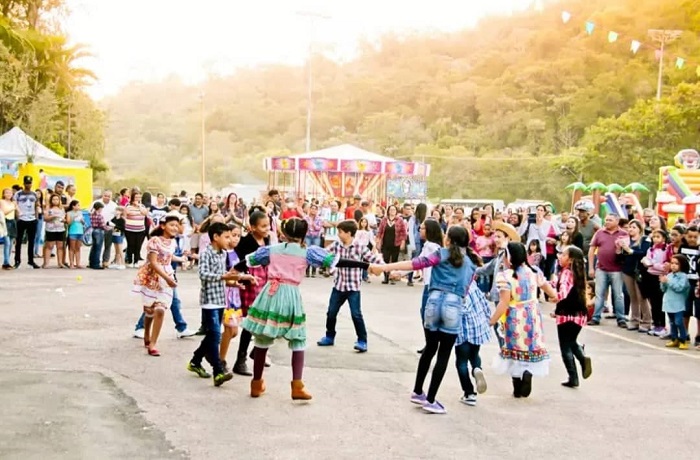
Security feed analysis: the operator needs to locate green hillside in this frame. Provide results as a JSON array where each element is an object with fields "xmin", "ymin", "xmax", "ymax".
[{"xmin": 103, "ymin": 0, "xmax": 700, "ymax": 207}]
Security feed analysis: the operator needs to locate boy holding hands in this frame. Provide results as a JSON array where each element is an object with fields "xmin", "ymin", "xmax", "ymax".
[
  {"xmin": 317, "ymin": 220, "xmax": 384, "ymax": 352},
  {"xmin": 187, "ymin": 222, "xmax": 256, "ymax": 385}
]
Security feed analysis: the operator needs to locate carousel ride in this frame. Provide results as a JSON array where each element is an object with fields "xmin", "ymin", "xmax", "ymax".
[{"xmin": 263, "ymin": 144, "xmax": 430, "ymax": 202}]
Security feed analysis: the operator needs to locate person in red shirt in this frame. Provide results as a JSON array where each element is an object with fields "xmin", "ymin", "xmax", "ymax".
[
  {"xmin": 280, "ymin": 198, "xmax": 303, "ymax": 220},
  {"xmin": 345, "ymin": 195, "xmax": 361, "ymax": 220}
]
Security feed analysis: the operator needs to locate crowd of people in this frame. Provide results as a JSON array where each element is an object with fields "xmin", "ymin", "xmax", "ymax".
[{"xmin": 3, "ymin": 182, "xmax": 698, "ymax": 415}]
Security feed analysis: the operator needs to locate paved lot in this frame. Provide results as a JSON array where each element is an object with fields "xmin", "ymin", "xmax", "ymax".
[{"xmin": 1, "ymin": 262, "xmax": 700, "ymax": 459}]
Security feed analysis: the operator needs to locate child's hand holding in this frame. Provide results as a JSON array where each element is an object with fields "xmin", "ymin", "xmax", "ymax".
[
  {"xmin": 166, "ymin": 277, "xmax": 177, "ymax": 288},
  {"xmin": 659, "ymin": 275, "xmax": 668, "ymax": 283}
]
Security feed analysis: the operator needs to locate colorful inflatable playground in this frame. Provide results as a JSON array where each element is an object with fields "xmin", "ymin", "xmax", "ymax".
[
  {"xmin": 657, "ymin": 149, "xmax": 700, "ymax": 222},
  {"xmin": 566, "ymin": 149, "xmax": 700, "ymax": 224}
]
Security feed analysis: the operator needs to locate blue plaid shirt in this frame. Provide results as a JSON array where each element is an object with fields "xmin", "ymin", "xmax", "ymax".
[
  {"xmin": 329, "ymin": 240, "xmax": 384, "ymax": 292},
  {"xmin": 456, "ymin": 282, "xmax": 492, "ymax": 346}
]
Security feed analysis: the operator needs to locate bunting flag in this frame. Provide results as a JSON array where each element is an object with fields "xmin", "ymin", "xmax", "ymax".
[
  {"xmin": 557, "ymin": 10, "xmax": 698, "ymax": 78},
  {"xmin": 585, "ymin": 21, "xmax": 595, "ymax": 35},
  {"xmin": 630, "ymin": 40, "xmax": 641, "ymax": 54}
]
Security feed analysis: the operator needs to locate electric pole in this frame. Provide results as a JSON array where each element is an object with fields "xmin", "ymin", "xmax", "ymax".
[
  {"xmin": 297, "ymin": 11, "xmax": 330, "ymax": 152},
  {"xmin": 648, "ymin": 29, "xmax": 683, "ymax": 100},
  {"xmin": 200, "ymin": 91, "xmax": 206, "ymax": 192}
]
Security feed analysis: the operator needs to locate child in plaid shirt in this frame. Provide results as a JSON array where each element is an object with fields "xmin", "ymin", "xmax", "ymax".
[
  {"xmin": 317, "ymin": 220, "xmax": 384, "ymax": 353},
  {"xmin": 187, "ymin": 222, "xmax": 256, "ymax": 386}
]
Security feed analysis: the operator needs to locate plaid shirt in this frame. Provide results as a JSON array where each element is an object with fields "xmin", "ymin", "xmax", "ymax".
[
  {"xmin": 90, "ymin": 211, "xmax": 106, "ymax": 230},
  {"xmin": 199, "ymin": 245, "xmax": 227, "ymax": 308},
  {"xmin": 456, "ymin": 282, "xmax": 492, "ymax": 346},
  {"xmin": 329, "ymin": 240, "xmax": 384, "ymax": 292}
]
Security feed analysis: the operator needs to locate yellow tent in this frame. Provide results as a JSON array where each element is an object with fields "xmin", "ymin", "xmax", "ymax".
[{"xmin": 0, "ymin": 127, "xmax": 93, "ymax": 205}]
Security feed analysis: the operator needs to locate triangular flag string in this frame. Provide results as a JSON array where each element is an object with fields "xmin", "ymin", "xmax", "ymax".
[{"xmin": 554, "ymin": 10, "xmax": 698, "ymax": 78}]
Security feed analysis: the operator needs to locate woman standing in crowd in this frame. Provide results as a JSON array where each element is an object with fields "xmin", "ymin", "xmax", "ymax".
[
  {"xmin": 43, "ymin": 193, "xmax": 67, "ymax": 268},
  {"xmin": 125, "ymin": 191, "xmax": 148, "ymax": 267},
  {"xmin": 620, "ymin": 220, "xmax": 652, "ymax": 332},
  {"xmin": 376, "ymin": 204, "xmax": 407, "ymax": 285},
  {"xmin": 1, "ymin": 188, "xmax": 17, "ymax": 269},
  {"xmin": 222, "ymin": 193, "xmax": 244, "ymax": 226},
  {"xmin": 564, "ymin": 216, "xmax": 584, "ymax": 251}
]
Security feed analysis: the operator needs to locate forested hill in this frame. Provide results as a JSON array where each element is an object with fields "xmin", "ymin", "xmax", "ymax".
[{"xmin": 103, "ymin": 0, "xmax": 700, "ymax": 207}]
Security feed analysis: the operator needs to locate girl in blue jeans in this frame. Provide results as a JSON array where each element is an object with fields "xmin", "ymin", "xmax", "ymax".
[
  {"xmin": 661, "ymin": 254, "xmax": 691, "ymax": 349},
  {"xmin": 371, "ymin": 226, "xmax": 482, "ymax": 415}
]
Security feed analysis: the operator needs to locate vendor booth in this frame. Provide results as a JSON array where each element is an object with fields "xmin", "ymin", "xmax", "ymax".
[
  {"xmin": 0, "ymin": 127, "xmax": 92, "ymax": 205},
  {"xmin": 263, "ymin": 144, "xmax": 430, "ymax": 202}
]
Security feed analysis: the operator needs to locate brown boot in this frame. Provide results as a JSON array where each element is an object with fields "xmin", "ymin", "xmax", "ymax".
[
  {"xmin": 291, "ymin": 380, "xmax": 312, "ymax": 400},
  {"xmin": 250, "ymin": 379, "xmax": 266, "ymax": 398}
]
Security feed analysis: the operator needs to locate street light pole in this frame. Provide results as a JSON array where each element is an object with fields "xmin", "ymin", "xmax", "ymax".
[
  {"xmin": 297, "ymin": 11, "xmax": 330, "ymax": 152},
  {"xmin": 200, "ymin": 91, "xmax": 206, "ymax": 192},
  {"xmin": 648, "ymin": 29, "xmax": 683, "ymax": 101}
]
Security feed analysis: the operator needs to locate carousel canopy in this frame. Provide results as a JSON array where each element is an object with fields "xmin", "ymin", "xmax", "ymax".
[
  {"xmin": 293, "ymin": 144, "xmax": 396, "ymax": 162},
  {"xmin": 263, "ymin": 144, "xmax": 430, "ymax": 176}
]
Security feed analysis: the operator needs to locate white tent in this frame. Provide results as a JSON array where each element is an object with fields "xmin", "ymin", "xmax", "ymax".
[
  {"xmin": 0, "ymin": 127, "xmax": 89, "ymax": 168},
  {"xmin": 291, "ymin": 144, "xmax": 397, "ymax": 163}
]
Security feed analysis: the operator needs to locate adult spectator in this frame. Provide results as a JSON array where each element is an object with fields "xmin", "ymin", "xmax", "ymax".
[
  {"xmin": 376, "ymin": 204, "xmax": 407, "ymax": 285},
  {"xmin": 642, "ymin": 208, "xmax": 655, "ymax": 235},
  {"xmin": 322, "ymin": 200, "xmax": 342, "ymax": 247},
  {"xmin": 518, "ymin": 204, "xmax": 559, "ymax": 276},
  {"xmin": 92, "ymin": 190, "xmax": 117, "ymax": 268},
  {"xmin": 345, "ymin": 194, "xmax": 361, "ymax": 219},
  {"xmin": 575, "ymin": 201, "xmax": 601, "ymax": 256},
  {"xmin": 14, "ymin": 175, "xmax": 40, "ymax": 269},
  {"xmin": 188, "ymin": 193, "xmax": 209, "ymax": 257},
  {"xmin": 124, "ymin": 191, "xmax": 148, "ymax": 267},
  {"xmin": 280, "ymin": 197, "xmax": 303, "ymax": 220},
  {"xmin": 587, "ymin": 214, "xmax": 628, "ymax": 327},
  {"xmin": 65, "ymin": 184, "xmax": 77, "ymax": 203},
  {"xmin": 54, "ymin": 181, "xmax": 68, "ymax": 207},
  {"xmin": 268, "ymin": 189, "xmax": 282, "ymax": 214}
]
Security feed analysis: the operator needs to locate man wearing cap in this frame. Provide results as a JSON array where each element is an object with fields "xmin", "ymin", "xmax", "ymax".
[
  {"xmin": 576, "ymin": 201, "xmax": 601, "ymax": 256},
  {"xmin": 14, "ymin": 175, "xmax": 40, "ymax": 269}
]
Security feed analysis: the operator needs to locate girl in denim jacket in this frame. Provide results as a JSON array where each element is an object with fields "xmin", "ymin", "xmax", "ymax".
[
  {"xmin": 371, "ymin": 226, "xmax": 481, "ymax": 414},
  {"xmin": 641, "ymin": 230, "xmax": 670, "ymax": 336}
]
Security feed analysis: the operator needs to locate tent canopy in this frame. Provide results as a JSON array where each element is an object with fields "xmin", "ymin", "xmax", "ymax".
[
  {"xmin": 292, "ymin": 144, "xmax": 397, "ymax": 163},
  {"xmin": 0, "ymin": 127, "xmax": 89, "ymax": 168}
]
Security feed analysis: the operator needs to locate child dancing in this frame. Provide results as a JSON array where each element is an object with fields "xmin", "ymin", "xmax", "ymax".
[
  {"xmin": 242, "ymin": 218, "xmax": 370, "ymax": 400},
  {"xmin": 132, "ymin": 215, "xmax": 180, "ymax": 356},
  {"xmin": 553, "ymin": 246, "xmax": 593, "ymax": 388},
  {"xmin": 370, "ymin": 226, "xmax": 481, "ymax": 414}
]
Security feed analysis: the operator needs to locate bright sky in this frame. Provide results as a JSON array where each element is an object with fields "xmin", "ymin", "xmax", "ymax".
[{"xmin": 65, "ymin": 0, "xmax": 533, "ymax": 99}]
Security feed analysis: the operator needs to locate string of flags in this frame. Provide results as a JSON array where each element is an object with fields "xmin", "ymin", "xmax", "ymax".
[{"xmin": 536, "ymin": 1, "xmax": 699, "ymax": 77}]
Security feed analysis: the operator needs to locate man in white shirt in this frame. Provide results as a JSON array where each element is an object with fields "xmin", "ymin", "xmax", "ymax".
[{"xmin": 92, "ymin": 190, "xmax": 117, "ymax": 268}]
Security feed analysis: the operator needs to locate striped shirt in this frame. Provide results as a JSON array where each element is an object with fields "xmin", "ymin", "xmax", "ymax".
[{"xmin": 125, "ymin": 205, "xmax": 146, "ymax": 232}]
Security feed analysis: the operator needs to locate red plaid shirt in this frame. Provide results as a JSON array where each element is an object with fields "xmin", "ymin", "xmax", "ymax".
[
  {"xmin": 90, "ymin": 211, "xmax": 106, "ymax": 230},
  {"xmin": 329, "ymin": 240, "xmax": 384, "ymax": 292}
]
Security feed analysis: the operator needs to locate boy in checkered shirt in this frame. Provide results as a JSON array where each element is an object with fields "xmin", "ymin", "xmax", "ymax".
[
  {"xmin": 317, "ymin": 220, "xmax": 384, "ymax": 352},
  {"xmin": 187, "ymin": 222, "xmax": 256, "ymax": 386}
]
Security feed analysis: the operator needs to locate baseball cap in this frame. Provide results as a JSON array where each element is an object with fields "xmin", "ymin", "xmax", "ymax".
[
  {"xmin": 353, "ymin": 194, "xmax": 362, "ymax": 200},
  {"xmin": 23, "ymin": 175, "xmax": 33, "ymax": 184},
  {"xmin": 574, "ymin": 200, "xmax": 594, "ymax": 212}
]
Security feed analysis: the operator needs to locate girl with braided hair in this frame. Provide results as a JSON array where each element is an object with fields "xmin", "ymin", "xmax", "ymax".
[{"xmin": 242, "ymin": 217, "xmax": 373, "ymax": 401}]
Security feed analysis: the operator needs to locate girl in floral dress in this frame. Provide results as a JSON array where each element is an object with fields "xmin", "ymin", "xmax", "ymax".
[
  {"xmin": 490, "ymin": 242, "xmax": 557, "ymax": 398},
  {"xmin": 553, "ymin": 246, "xmax": 592, "ymax": 388},
  {"xmin": 132, "ymin": 215, "xmax": 180, "ymax": 356},
  {"xmin": 243, "ymin": 218, "xmax": 371, "ymax": 401}
]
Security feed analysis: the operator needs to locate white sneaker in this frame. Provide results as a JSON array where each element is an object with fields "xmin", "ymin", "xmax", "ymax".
[
  {"xmin": 473, "ymin": 368, "xmax": 488, "ymax": 394},
  {"xmin": 460, "ymin": 394, "xmax": 477, "ymax": 406},
  {"xmin": 133, "ymin": 328, "xmax": 145, "ymax": 339},
  {"xmin": 108, "ymin": 264, "xmax": 119, "ymax": 269},
  {"xmin": 176, "ymin": 328, "xmax": 196, "ymax": 338},
  {"xmin": 117, "ymin": 265, "xmax": 126, "ymax": 270}
]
